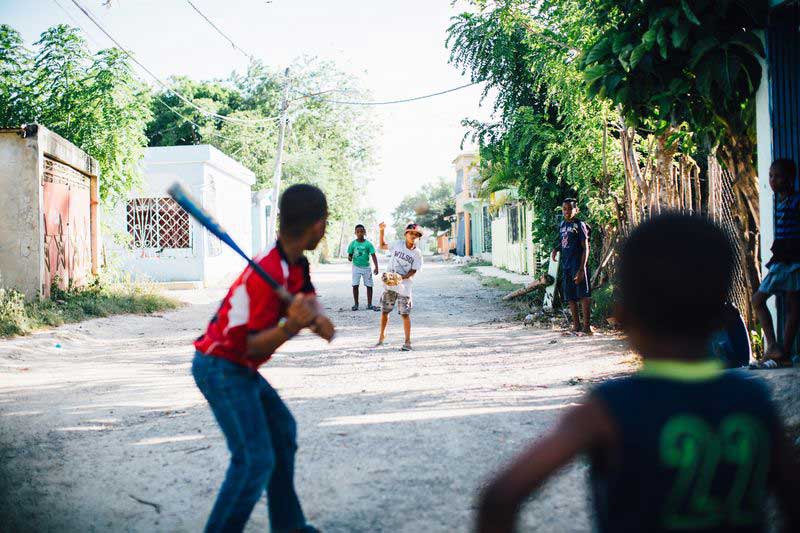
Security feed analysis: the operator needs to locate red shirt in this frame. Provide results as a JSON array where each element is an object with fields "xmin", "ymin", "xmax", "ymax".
[{"xmin": 194, "ymin": 242, "xmax": 315, "ymax": 369}]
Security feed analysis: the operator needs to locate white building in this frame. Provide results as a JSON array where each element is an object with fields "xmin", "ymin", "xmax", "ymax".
[{"xmin": 106, "ymin": 145, "xmax": 266, "ymax": 287}]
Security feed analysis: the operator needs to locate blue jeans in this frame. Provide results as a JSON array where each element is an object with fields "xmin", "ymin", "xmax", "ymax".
[{"xmin": 192, "ymin": 352, "xmax": 308, "ymax": 533}]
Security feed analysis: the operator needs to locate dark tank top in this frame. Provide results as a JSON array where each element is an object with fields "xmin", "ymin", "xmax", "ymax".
[{"xmin": 590, "ymin": 361, "xmax": 781, "ymax": 533}]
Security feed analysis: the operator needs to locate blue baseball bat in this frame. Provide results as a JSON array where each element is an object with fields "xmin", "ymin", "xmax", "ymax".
[{"xmin": 167, "ymin": 182, "xmax": 293, "ymax": 304}]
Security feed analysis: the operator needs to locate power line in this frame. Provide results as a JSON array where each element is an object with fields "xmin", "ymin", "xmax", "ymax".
[
  {"xmin": 51, "ymin": 0, "xmax": 103, "ymax": 48},
  {"xmin": 181, "ymin": 1, "xmax": 483, "ymax": 108},
  {"xmin": 292, "ymin": 81, "xmax": 481, "ymax": 106},
  {"xmin": 50, "ymin": 0, "xmax": 262, "ymax": 144},
  {"xmin": 185, "ymin": 0, "xmax": 255, "ymax": 63},
  {"xmin": 152, "ymin": 95, "xmax": 276, "ymax": 144},
  {"xmin": 70, "ymin": 0, "xmax": 282, "ymax": 125}
]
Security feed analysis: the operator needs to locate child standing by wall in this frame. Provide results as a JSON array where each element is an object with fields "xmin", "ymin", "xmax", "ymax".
[
  {"xmin": 347, "ymin": 224, "xmax": 379, "ymax": 311},
  {"xmin": 753, "ymin": 159, "xmax": 800, "ymax": 366}
]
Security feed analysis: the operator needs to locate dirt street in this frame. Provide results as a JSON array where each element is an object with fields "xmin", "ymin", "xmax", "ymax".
[{"xmin": 0, "ymin": 258, "xmax": 660, "ymax": 532}]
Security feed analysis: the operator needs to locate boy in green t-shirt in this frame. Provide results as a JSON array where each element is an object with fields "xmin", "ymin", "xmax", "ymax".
[{"xmin": 347, "ymin": 224, "xmax": 379, "ymax": 311}]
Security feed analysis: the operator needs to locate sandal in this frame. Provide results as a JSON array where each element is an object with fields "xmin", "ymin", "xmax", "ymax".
[
  {"xmin": 351, "ymin": 304, "xmax": 359, "ymax": 311},
  {"xmin": 400, "ymin": 343, "xmax": 413, "ymax": 351},
  {"xmin": 749, "ymin": 358, "xmax": 791, "ymax": 370}
]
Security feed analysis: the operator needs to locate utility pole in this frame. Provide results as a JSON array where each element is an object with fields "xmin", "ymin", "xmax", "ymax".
[{"xmin": 268, "ymin": 67, "xmax": 290, "ymax": 240}]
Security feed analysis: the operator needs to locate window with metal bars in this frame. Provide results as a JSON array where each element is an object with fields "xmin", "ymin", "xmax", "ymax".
[
  {"xmin": 508, "ymin": 204, "xmax": 521, "ymax": 243},
  {"xmin": 126, "ymin": 198, "xmax": 191, "ymax": 249},
  {"xmin": 482, "ymin": 205, "xmax": 493, "ymax": 251}
]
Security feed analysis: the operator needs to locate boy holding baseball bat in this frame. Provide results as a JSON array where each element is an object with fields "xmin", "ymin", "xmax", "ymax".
[
  {"xmin": 477, "ymin": 214, "xmax": 800, "ymax": 533},
  {"xmin": 192, "ymin": 184, "xmax": 333, "ymax": 533}
]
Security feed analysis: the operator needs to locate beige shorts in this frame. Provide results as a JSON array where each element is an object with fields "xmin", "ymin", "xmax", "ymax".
[{"xmin": 381, "ymin": 290, "xmax": 412, "ymax": 315}]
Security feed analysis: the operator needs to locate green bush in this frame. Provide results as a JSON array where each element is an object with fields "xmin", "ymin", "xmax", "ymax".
[
  {"xmin": 0, "ymin": 277, "xmax": 179, "ymax": 338},
  {"xmin": 591, "ymin": 283, "xmax": 615, "ymax": 326},
  {"xmin": 0, "ymin": 287, "xmax": 29, "ymax": 336}
]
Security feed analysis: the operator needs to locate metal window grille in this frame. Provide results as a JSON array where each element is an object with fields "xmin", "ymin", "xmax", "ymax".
[
  {"xmin": 482, "ymin": 205, "xmax": 493, "ymax": 252},
  {"xmin": 508, "ymin": 204, "xmax": 521, "ymax": 243},
  {"xmin": 126, "ymin": 198, "xmax": 191, "ymax": 249}
]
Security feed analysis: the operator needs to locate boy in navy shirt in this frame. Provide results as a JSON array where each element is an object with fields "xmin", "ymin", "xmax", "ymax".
[
  {"xmin": 479, "ymin": 214, "xmax": 799, "ymax": 533},
  {"xmin": 551, "ymin": 198, "xmax": 592, "ymax": 335},
  {"xmin": 753, "ymin": 159, "xmax": 800, "ymax": 366}
]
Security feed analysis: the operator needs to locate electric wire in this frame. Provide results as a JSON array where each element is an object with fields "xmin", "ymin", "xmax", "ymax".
[
  {"xmin": 52, "ymin": 0, "xmax": 104, "ymax": 48},
  {"xmin": 185, "ymin": 0, "xmax": 256, "ymax": 63},
  {"xmin": 293, "ymin": 82, "xmax": 481, "ymax": 106},
  {"xmin": 180, "ymin": 1, "xmax": 482, "ymax": 107},
  {"xmin": 152, "ymin": 95, "xmax": 276, "ymax": 144},
  {"xmin": 70, "ymin": 0, "xmax": 282, "ymax": 125}
]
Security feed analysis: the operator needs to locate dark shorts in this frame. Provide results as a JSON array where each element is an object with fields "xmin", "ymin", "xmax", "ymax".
[{"xmin": 563, "ymin": 266, "xmax": 591, "ymax": 302}]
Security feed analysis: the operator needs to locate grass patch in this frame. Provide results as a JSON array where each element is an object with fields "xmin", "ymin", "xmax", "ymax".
[
  {"xmin": 458, "ymin": 259, "xmax": 492, "ymax": 276},
  {"xmin": 480, "ymin": 275, "xmax": 523, "ymax": 293},
  {"xmin": 0, "ymin": 278, "xmax": 179, "ymax": 338},
  {"xmin": 591, "ymin": 283, "xmax": 615, "ymax": 325}
]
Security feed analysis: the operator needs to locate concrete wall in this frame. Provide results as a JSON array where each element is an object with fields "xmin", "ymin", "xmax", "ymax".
[
  {"xmin": 0, "ymin": 126, "xmax": 99, "ymax": 298},
  {"xmin": 756, "ymin": 45, "xmax": 775, "ymax": 274},
  {"xmin": 0, "ymin": 131, "xmax": 42, "ymax": 298},
  {"xmin": 251, "ymin": 190, "xmax": 273, "ymax": 256},
  {"xmin": 105, "ymin": 159, "xmax": 206, "ymax": 283},
  {"xmin": 203, "ymin": 165, "xmax": 254, "ymax": 286},
  {"xmin": 105, "ymin": 145, "xmax": 255, "ymax": 285},
  {"xmin": 490, "ymin": 203, "xmax": 536, "ymax": 275}
]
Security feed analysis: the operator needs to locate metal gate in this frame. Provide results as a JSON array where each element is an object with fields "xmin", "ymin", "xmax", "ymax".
[{"xmin": 42, "ymin": 157, "xmax": 92, "ymax": 294}]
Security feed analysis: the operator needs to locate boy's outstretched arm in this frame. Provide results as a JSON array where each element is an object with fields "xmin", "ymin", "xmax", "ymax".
[
  {"xmin": 310, "ymin": 296, "xmax": 335, "ymax": 342},
  {"xmin": 378, "ymin": 222, "xmax": 389, "ymax": 250},
  {"xmin": 477, "ymin": 399, "xmax": 615, "ymax": 533}
]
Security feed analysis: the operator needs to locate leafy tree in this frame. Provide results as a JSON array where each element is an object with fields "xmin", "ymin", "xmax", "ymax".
[
  {"xmin": 392, "ymin": 178, "xmax": 456, "ymax": 239},
  {"xmin": 1, "ymin": 24, "xmax": 151, "ymax": 203},
  {"xmin": 448, "ymin": 3, "xmax": 623, "ymax": 273},
  {"xmin": 579, "ymin": 0, "xmax": 768, "ymax": 319},
  {"xmin": 0, "ymin": 25, "xmax": 33, "ymax": 127},
  {"xmin": 147, "ymin": 57, "xmax": 377, "ymax": 224},
  {"xmin": 146, "ymin": 76, "xmax": 242, "ymax": 146}
]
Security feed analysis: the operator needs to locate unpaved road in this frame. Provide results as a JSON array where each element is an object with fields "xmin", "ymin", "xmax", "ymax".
[{"xmin": 2, "ymin": 258, "xmax": 793, "ymax": 532}]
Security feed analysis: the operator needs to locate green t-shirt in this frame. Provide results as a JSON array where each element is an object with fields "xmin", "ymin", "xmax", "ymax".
[{"xmin": 348, "ymin": 239, "xmax": 376, "ymax": 268}]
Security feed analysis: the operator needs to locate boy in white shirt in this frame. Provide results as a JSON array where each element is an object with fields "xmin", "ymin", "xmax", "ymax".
[{"xmin": 376, "ymin": 222, "xmax": 424, "ymax": 351}]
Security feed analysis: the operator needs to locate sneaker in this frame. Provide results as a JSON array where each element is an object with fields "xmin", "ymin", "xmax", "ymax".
[
  {"xmin": 400, "ymin": 343, "xmax": 413, "ymax": 351},
  {"xmin": 351, "ymin": 304, "xmax": 359, "ymax": 311}
]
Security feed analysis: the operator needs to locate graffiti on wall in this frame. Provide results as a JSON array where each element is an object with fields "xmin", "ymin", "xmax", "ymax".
[{"xmin": 42, "ymin": 157, "xmax": 92, "ymax": 295}]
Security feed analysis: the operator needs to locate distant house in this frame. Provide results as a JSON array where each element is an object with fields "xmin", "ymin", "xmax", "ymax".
[
  {"xmin": 489, "ymin": 189, "xmax": 539, "ymax": 276},
  {"xmin": 453, "ymin": 152, "xmax": 492, "ymax": 260},
  {"xmin": 106, "ymin": 145, "xmax": 268, "ymax": 287},
  {"xmin": 0, "ymin": 125, "xmax": 100, "ymax": 298}
]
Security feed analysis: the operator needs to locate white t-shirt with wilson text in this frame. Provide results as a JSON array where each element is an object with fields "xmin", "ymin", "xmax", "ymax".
[{"xmin": 385, "ymin": 240, "xmax": 423, "ymax": 297}]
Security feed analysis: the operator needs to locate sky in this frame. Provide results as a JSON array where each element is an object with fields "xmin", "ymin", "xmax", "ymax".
[{"xmin": 1, "ymin": 0, "xmax": 494, "ymax": 222}]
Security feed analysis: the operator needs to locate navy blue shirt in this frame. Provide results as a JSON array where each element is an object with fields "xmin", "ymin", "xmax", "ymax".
[
  {"xmin": 590, "ymin": 368, "xmax": 781, "ymax": 533},
  {"xmin": 557, "ymin": 219, "xmax": 589, "ymax": 270},
  {"xmin": 771, "ymin": 192, "xmax": 800, "ymax": 264}
]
